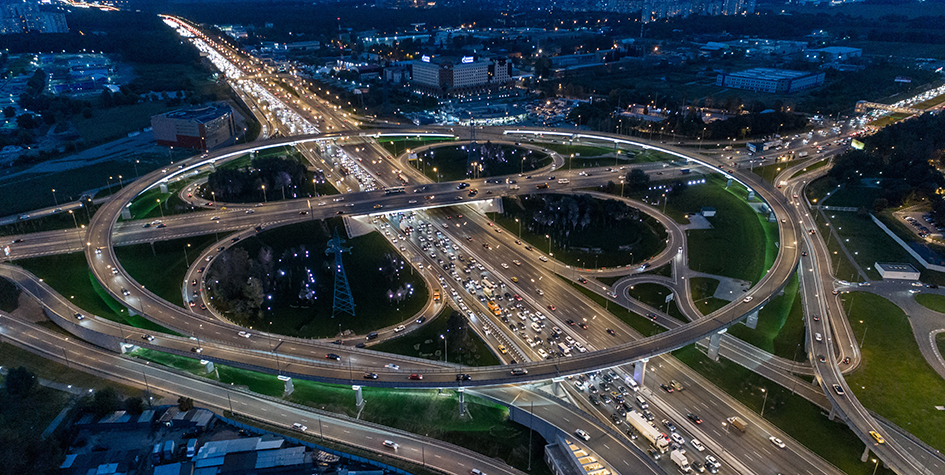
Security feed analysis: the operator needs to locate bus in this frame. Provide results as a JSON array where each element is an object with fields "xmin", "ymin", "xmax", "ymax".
[{"xmin": 384, "ymin": 186, "xmax": 406, "ymax": 195}]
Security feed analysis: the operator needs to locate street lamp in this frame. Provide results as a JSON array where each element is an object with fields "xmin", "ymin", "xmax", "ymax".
[
  {"xmin": 440, "ymin": 334, "xmax": 447, "ymax": 363},
  {"xmin": 261, "ymin": 185, "xmax": 267, "ymax": 202},
  {"xmin": 546, "ymin": 234, "xmax": 551, "ymax": 254},
  {"xmin": 871, "ymin": 458, "xmax": 880, "ymax": 475},
  {"xmin": 184, "ymin": 243, "xmax": 191, "ymax": 267},
  {"xmin": 156, "ymin": 199, "xmax": 165, "ymax": 219},
  {"xmin": 51, "ymin": 188, "xmax": 58, "ymax": 206},
  {"xmin": 68, "ymin": 209, "xmax": 78, "ymax": 230},
  {"xmin": 433, "ymin": 167, "xmax": 439, "ymax": 183},
  {"xmin": 760, "ymin": 387, "xmax": 768, "ymax": 417},
  {"xmin": 515, "ymin": 218, "xmax": 521, "ymax": 237}
]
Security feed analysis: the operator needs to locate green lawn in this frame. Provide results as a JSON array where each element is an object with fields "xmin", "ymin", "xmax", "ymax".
[
  {"xmin": 0, "ymin": 277, "xmax": 20, "ymax": 312},
  {"xmin": 811, "ymin": 211, "xmax": 864, "ymax": 283},
  {"xmin": 821, "ymin": 185, "xmax": 881, "ymax": 209},
  {"xmin": 824, "ymin": 212, "xmax": 917, "ymax": 281},
  {"xmin": 377, "ymin": 137, "xmax": 457, "ymax": 157},
  {"xmin": 938, "ymin": 334, "xmax": 945, "ymax": 362},
  {"xmin": 214, "ymin": 220, "xmax": 428, "ymax": 338},
  {"xmin": 915, "ymin": 293, "xmax": 945, "ymax": 313},
  {"xmin": 725, "ymin": 272, "xmax": 808, "ymax": 361},
  {"xmin": 412, "ymin": 144, "xmax": 551, "ymax": 182},
  {"xmin": 790, "ymin": 158, "xmax": 830, "ymax": 180},
  {"xmin": 0, "ymin": 343, "xmax": 140, "ymax": 395},
  {"xmin": 673, "ymin": 345, "xmax": 895, "ymax": 475},
  {"xmin": 626, "ymin": 283, "xmax": 688, "ymax": 322},
  {"xmin": 123, "ymin": 179, "xmax": 195, "ymax": 221},
  {"xmin": 841, "ymin": 292, "xmax": 945, "ymax": 452},
  {"xmin": 370, "ymin": 308, "xmax": 501, "ymax": 367},
  {"xmin": 566, "ymin": 280, "xmax": 665, "ymax": 337},
  {"xmin": 915, "ymin": 93, "xmax": 945, "ymax": 110},
  {"xmin": 597, "ymin": 275, "xmax": 627, "ymax": 286},
  {"xmin": 72, "ymin": 102, "xmax": 178, "ymax": 145},
  {"xmin": 488, "ymin": 195, "xmax": 667, "ymax": 268},
  {"xmin": 16, "ymin": 253, "xmax": 177, "ymax": 333},
  {"xmin": 805, "ymin": 176, "xmax": 840, "ymax": 205},
  {"xmin": 752, "ymin": 161, "xmax": 802, "ymax": 184},
  {"xmin": 689, "ymin": 277, "xmax": 728, "ymax": 315},
  {"xmin": 115, "ymin": 234, "xmax": 219, "ymax": 308}
]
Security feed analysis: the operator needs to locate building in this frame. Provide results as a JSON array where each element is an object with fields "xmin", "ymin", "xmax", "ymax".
[
  {"xmin": 716, "ymin": 68, "xmax": 825, "ymax": 94},
  {"xmin": 0, "ymin": 1, "xmax": 68, "ymax": 35},
  {"xmin": 411, "ymin": 56, "xmax": 512, "ymax": 97},
  {"xmin": 151, "ymin": 104, "xmax": 237, "ymax": 151},
  {"xmin": 641, "ymin": 0, "xmax": 755, "ymax": 22},
  {"xmin": 875, "ymin": 263, "xmax": 920, "ymax": 281}
]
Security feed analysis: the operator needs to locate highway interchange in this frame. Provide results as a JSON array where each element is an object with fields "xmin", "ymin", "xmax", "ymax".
[{"xmin": 1, "ymin": 17, "xmax": 942, "ymax": 475}]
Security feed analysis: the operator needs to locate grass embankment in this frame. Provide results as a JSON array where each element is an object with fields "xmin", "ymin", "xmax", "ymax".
[
  {"xmin": 841, "ymin": 292, "xmax": 945, "ymax": 453},
  {"xmin": 689, "ymin": 277, "xmax": 728, "ymax": 315},
  {"xmin": 123, "ymin": 179, "xmax": 194, "ymax": 221},
  {"xmin": 0, "ymin": 343, "xmax": 140, "ymax": 395},
  {"xmin": 640, "ymin": 175, "xmax": 775, "ymax": 283},
  {"xmin": 114, "ymin": 234, "xmax": 219, "ymax": 307},
  {"xmin": 72, "ymin": 101, "xmax": 177, "ymax": 145},
  {"xmin": 0, "ymin": 277, "xmax": 20, "ymax": 312},
  {"xmin": 488, "ymin": 194, "xmax": 667, "ymax": 268},
  {"xmin": 377, "ymin": 137, "xmax": 457, "ymax": 157},
  {"xmin": 820, "ymin": 212, "xmax": 915, "ymax": 281},
  {"xmin": 413, "ymin": 144, "xmax": 552, "ymax": 182},
  {"xmin": 938, "ymin": 334, "xmax": 945, "ymax": 363},
  {"xmin": 625, "ymin": 283, "xmax": 688, "ymax": 322},
  {"xmin": 915, "ymin": 293, "xmax": 945, "ymax": 313},
  {"xmin": 370, "ymin": 308, "xmax": 501, "ymax": 367},
  {"xmin": 596, "ymin": 275, "xmax": 627, "ymax": 286},
  {"xmin": 725, "ymin": 273, "xmax": 808, "ymax": 361},
  {"xmin": 752, "ymin": 160, "xmax": 806, "ymax": 184},
  {"xmin": 216, "ymin": 220, "xmax": 427, "ymax": 338},
  {"xmin": 790, "ymin": 158, "xmax": 830, "ymax": 180},
  {"xmin": 673, "ymin": 345, "xmax": 894, "ymax": 475},
  {"xmin": 17, "ymin": 253, "xmax": 177, "ymax": 333},
  {"xmin": 132, "ymin": 349, "xmax": 550, "ymax": 475},
  {"xmin": 566, "ymin": 280, "xmax": 665, "ymax": 337}
]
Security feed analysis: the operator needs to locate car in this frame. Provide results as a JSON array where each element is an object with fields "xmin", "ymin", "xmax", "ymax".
[
  {"xmin": 539, "ymin": 256, "xmax": 548, "ymax": 262},
  {"xmin": 325, "ymin": 353, "xmax": 341, "ymax": 361},
  {"xmin": 192, "ymin": 279, "xmax": 198, "ymax": 287},
  {"xmin": 456, "ymin": 374, "xmax": 472, "ymax": 381},
  {"xmin": 843, "ymin": 356, "xmax": 851, "ymax": 365},
  {"xmin": 210, "ymin": 216, "xmax": 220, "ymax": 221},
  {"xmin": 566, "ymin": 319, "xmax": 575, "ymax": 326},
  {"xmin": 198, "ymin": 267, "xmax": 205, "ymax": 273},
  {"xmin": 610, "ymin": 413, "xmax": 623, "ymax": 425},
  {"xmin": 470, "ymin": 470, "xmax": 487, "ymax": 475},
  {"xmin": 547, "ymin": 304, "xmax": 556, "ymax": 311},
  {"xmin": 832, "ymin": 384, "xmax": 845, "ymax": 396},
  {"xmin": 394, "ymin": 325, "xmax": 406, "ymax": 333},
  {"xmin": 660, "ymin": 383, "xmax": 674, "ymax": 393},
  {"xmin": 408, "ymin": 374, "xmax": 423, "ymax": 380},
  {"xmin": 579, "ymin": 323, "xmax": 588, "ymax": 330},
  {"xmin": 687, "ymin": 413, "xmax": 703, "ymax": 424},
  {"xmin": 818, "ymin": 354, "xmax": 827, "ymax": 363},
  {"xmin": 812, "ymin": 314, "xmax": 820, "ymax": 321},
  {"xmin": 743, "ymin": 296, "xmax": 753, "ymax": 302},
  {"xmin": 606, "ymin": 328, "xmax": 615, "ymax": 336},
  {"xmin": 292, "ymin": 423, "xmax": 307, "ymax": 432},
  {"xmin": 670, "ymin": 432, "xmax": 686, "ymax": 446},
  {"xmin": 574, "ymin": 429, "xmax": 591, "ymax": 441},
  {"xmin": 769, "ymin": 436, "xmax": 786, "ymax": 449},
  {"xmin": 383, "ymin": 440, "xmax": 399, "ymax": 450},
  {"xmin": 690, "ymin": 438, "xmax": 705, "ymax": 452},
  {"xmin": 142, "ymin": 334, "xmax": 155, "ymax": 341},
  {"xmin": 74, "ymin": 313, "xmax": 85, "ymax": 320},
  {"xmin": 363, "ymin": 372, "xmax": 378, "ymax": 379},
  {"xmin": 384, "ymin": 363, "xmax": 400, "ymax": 370},
  {"xmin": 238, "ymin": 331, "xmax": 251, "ymax": 338},
  {"xmin": 121, "ymin": 288, "xmax": 131, "ymax": 296},
  {"xmin": 815, "ymin": 333, "xmax": 823, "ymax": 342},
  {"xmin": 642, "ymin": 410, "xmax": 655, "ymax": 421},
  {"xmin": 662, "ymin": 419, "xmax": 676, "ymax": 432},
  {"xmin": 245, "ymin": 209, "xmax": 255, "ymax": 214},
  {"xmin": 191, "ymin": 347, "xmax": 203, "ymax": 353},
  {"xmin": 692, "ymin": 460, "xmax": 706, "ymax": 473},
  {"xmin": 870, "ymin": 430, "xmax": 885, "ymax": 444},
  {"xmin": 94, "ymin": 247, "xmax": 101, "ymax": 254}
]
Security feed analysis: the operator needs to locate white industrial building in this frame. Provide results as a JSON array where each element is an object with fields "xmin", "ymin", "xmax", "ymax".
[{"xmin": 875, "ymin": 262, "xmax": 921, "ymax": 281}]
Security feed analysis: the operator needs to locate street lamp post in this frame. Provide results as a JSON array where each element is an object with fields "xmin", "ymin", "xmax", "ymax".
[
  {"xmin": 156, "ymin": 199, "xmax": 165, "ymax": 219},
  {"xmin": 261, "ymin": 185, "xmax": 267, "ymax": 203},
  {"xmin": 440, "ymin": 334, "xmax": 447, "ymax": 363},
  {"xmin": 184, "ymin": 243, "xmax": 191, "ymax": 267},
  {"xmin": 760, "ymin": 387, "xmax": 768, "ymax": 417},
  {"xmin": 51, "ymin": 189, "xmax": 58, "ymax": 206},
  {"xmin": 546, "ymin": 234, "xmax": 551, "ymax": 254},
  {"xmin": 515, "ymin": 218, "xmax": 521, "ymax": 237},
  {"xmin": 871, "ymin": 458, "xmax": 880, "ymax": 475},
  {"xmin": 68, "ymin": 210, "xmax": 78, "ymax": 230}
]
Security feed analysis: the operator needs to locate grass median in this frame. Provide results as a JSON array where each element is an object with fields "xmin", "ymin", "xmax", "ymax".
[
  {"xmin": 370, "ymin": 307, "xmax": 501, "ymax": 367},
  {"xmin": 625, "ymin": 282, "xmax": 688, "ymax": 322},
  {"xmin": 724, "ymin": 272, "xmax": 807, "ymax": 361},
  {"xmin": 566, "ymin": 280, "xmax": 665, "ymax": 337},
  {"xmin": 841, "ymin": 292, "xmax": 945, "ymax": 452},
  {"xmin": 115, "ymin": 234, "xmax": 219, "ymax": 308},
  {"xmin": 689, "ymin": 277, "xmax": 728, "ymax": 315},
  {"xmin": 914, "ymin": 293, "xmax": 945, "ymax": 313},
  {"xmin": 673, "ymin": 345, "xmax": 895, "ymax": 475}
]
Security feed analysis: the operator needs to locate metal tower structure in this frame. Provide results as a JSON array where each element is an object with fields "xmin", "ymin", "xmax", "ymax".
[{"xmin": 325, "ymin": 228, "xmax": 356, "ymax": 318}]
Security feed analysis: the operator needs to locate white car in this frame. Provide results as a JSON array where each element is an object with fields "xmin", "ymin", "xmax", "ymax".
[
  {"xmin": 394, "ymin": 325, "xmax": 406, "ymax": 333},
  {"xmin": 575, "ymin": 429, "xmax": 591, "ymax": 441},
  {"xmin": 769, "ymin": 436, "xmax": 785, "ymax": 449},
  {"xmin": 690, "ymin": 438, "xmax": 705, "ymax": 452},
  {"xmin": 238, "ymin": 331, "xmax": 251, "ymax": 338},
  {"xmin": 384, "ymin": 363, "xmax": 400, "ymax": 370},
  {"xmin": 383, "ymin": 440, "xmax": 399, "ymax": 450},
  {"xmin": 292, "ymin": 423, "xmax": 307, "ymax": 432},
  {"xmin": 501, "ymin": 263, "xmax": 509, "ymax": 269},
  {"xmin": 670, "ymin": 432, "xmax": 686, "ymax": 446},
  {"xmin": 815, "ymin": 333, "xmax": 823, "ymax": 342},
  {"xmin": 743, "ymin": 296, "xmax": 753, "ymax": 302},
  {"xmin": 537, "ymin": 348, "xmax": 548, "ymax": 358}
]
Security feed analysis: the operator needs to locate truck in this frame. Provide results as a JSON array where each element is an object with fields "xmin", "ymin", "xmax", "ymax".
[
  {"xmin": 536, "ymin": 183, "xmax": 549, "ymax": 190},
  {"xmin": 487, "ymin": 300, "xmax": 501, "ymax": 316},
  {"xmin": 162, "ymin": 440, "xmax": 176, "ymax": 460},
  {"xmin": 627, "ymin": 410, "xmax": 670, "ymax": 453},
  {"xmin": 558, "ymin": 178, "xmax": 570, "ymax": 184},
  {"xmin": 557, "ymin": 342, "xmax": 571, "ymax": 355},
  {"xmin": 671, "ymin": 449, "xmax": 692, "ymax": 472},
  {"xmin": 727, "ymin": 416, "xmax": 748, "ymax": 432},
  {"xmin": 797, "ymin": 151, "xmax": 809, "ymax": 158}
]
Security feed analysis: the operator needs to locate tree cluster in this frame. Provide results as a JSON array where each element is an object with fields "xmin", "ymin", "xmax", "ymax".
[
  {"xmin": 206, "ymin": 246, "xmax": 274, "ymax": 321},
  {"xmin": 520, "ymin": 194, "xmax": 657, "ymax": 247},
  {"xmin": 206, "ymin": 156, "xmax": 309, "ymax": 203}
]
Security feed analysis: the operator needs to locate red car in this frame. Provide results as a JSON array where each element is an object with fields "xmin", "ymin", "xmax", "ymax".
[
  {"xmin": 409, "ymin": 374, "xmax": 423, "ymax": 380},
  {"xmin": 548, "ymin": 304, "xmax": 557, "ymax": 311},
  {"xmin": 579, "ymin": 323, "xmax": 589, "ymax": 330}
]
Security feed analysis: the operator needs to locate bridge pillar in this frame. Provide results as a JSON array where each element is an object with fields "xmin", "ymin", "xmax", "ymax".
[
  {"xmin": 159, "ymin": 183, "xmax": 168, "ymax": 194},
  {"xmin": 828, "ymin": 405, "xmax": 837, "ymax": 421},
  {"xmin": 726, "ymin": 178, "xmax": 733, "ymax": 188},
  {"xmin": 201, "ymin": 360, "xmax": 214, "ymax": 374},
  {"xmin": 747, "ymin": 190, "xmax": 755, "ymax": 201},
  {"xmin": 279, "ymin": 375, "xmax": 294, "ymax": 396},
  {"xmin": 745, "ymin": 309, "xmax": 759, "ymax": 329},
  {"xmin": 861, "ymin": 445, "xmax": 870, "ymax": 462},
  {"xmin": 353, "ymin": 385, "xmax": 363, "ymax": 407},
  {"xmin": 633, "ymin": 358, "xmax": 649, "ymax": 386},
  {"xmin": 552, "ymin": 377, "xmax": 565, "ymax": 397},
  {"xmin": 707, "ymin": 329, "xmax": 727, "ymax": 362},
  {"xmin": 458, "ymin": 388, "xmax": 466, "ymax": 416},
  {"xmin": 120, "ymin": 207, "xmax": 132, "ymax": 220}
]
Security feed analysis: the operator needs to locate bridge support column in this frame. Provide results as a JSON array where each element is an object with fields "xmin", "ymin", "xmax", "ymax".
[
  {"xmin": 861, "ymin": 445, "xmax": 870, "ymax": 462},
  {"xmin": 458, "ymin": 388, "xmax": 466, "ymax": 416},
  {"xmin": 726, "ymin": 178, "xmax": 733, "ymax": 188},
  {"xmin": 745, "ymin": 309, "xmax": 759, "ymax": 330},
  {"xmin": 552, "ymin": 377, "xmax": 565, "ymax": 397},
  {"xmin": 159, "ymin": 183, "xmax": 168, "ymax": 194},
  {"xmin": 201, "ymin": 360, "xmax": 214, "ymax": 374},
  {"xmin": 353, "ymin": 385, "xmax": 363, "ymax": 408},
  {"xmin": 120, "ymin": 208, "xmax": 132, "ymax": 220},
  {"xmin": 279, "ymin": 376, "xmax": 294, "ymax": 396},
  {"xmin": 633, "ymin": 358, "xmax": 649, "ymax": 386},
  {"xmin": 707, "ymin": 329, "xmax": 727, "ymax": 362},
  {"xmin": 747, "ymin": 190, "xmax": 755, "ymax": 201},
  {"xmin": 828, "ymin": 405, "xmax": 837, "ymax": 421}
]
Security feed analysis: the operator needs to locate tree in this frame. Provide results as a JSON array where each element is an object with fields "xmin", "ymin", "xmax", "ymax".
[
  {"xmin": 15, "ymin": 113, "xmax": 38, "ymax": 130},
  {"xmin": 90, "ymin": 387, "xmax": 121, "ymax": 417},
  {"xmin": 626, "ymin": 168, "xmax": 650, "ymax": 191},
  {"xmin": 2, "ymin": 106, "xmax": 14, "ymax": 118},
  {"xmin": 177, "ymin": 396, "xmax": 194, "ymax": 412},
  {"xmin": 123, "ymin": 396, "xmax": 145, "ymax": 415},
  {"xmin": 4, "ymin": 366, "xmax": 35, "ymax": 396}
]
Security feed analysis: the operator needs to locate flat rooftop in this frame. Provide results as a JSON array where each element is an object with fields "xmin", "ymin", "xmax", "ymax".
[
  {"xmin": 724, "ymin": 68, "xmax": 815, "ymax": 80},
  {"xmin": 161, "ymin": 104, "xmax": 232, "ymax": 123}
]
